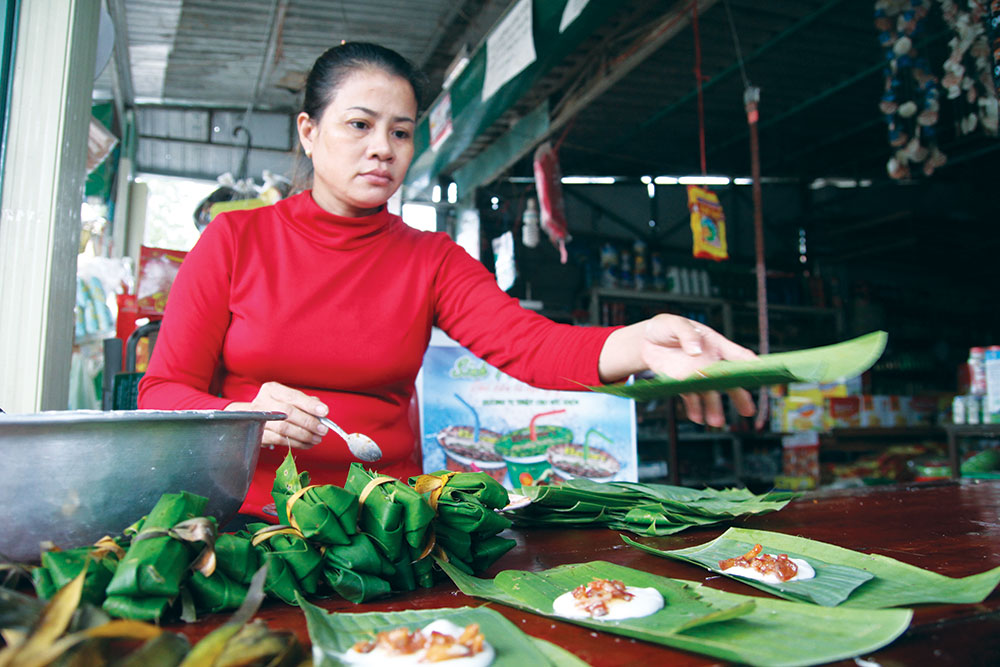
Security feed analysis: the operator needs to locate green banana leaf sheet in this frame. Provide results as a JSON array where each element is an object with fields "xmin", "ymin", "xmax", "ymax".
[
  {"xmin": 587, "ymin": 331, "xmax": 887, "ymax": 400},
  {"xmin": 437, "ymin": 559, "xmax": 755, "ymax": 637},
  {"xmin": 438, "ymin": 559, "xmax": 912, "ymax": 667},
  {"xmin": 623, "ymin": 534, "xmax": 874, "ymax": 606},
  {"xmin": 298, "ymin": 596, "xmax": 582, "ymax": 666},
  {"xmin": 629, "ymin": 527, "xmax": 1000, "ymax": 608},
  {"xmin": 511, "ymin": 478, "xmax": 795, "ymax": 536}
]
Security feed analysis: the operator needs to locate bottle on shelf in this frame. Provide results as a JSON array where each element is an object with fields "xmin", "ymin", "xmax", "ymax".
[{"xmin": 521, "ymin": 197, "xmax": 540, "ymax": 248}]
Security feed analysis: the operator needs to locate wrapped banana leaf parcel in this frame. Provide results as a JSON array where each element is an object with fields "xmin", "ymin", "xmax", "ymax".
[
  {"xmin": 267, "ymin": 453, "xmax": 397, "ymax": 603},
  {"xmin": 410, "ymin": 470, "xmax": 516, "ymax": 575},
  {"xmin": 271, "ymin": 452, "xmax": 359, "ymax": 545},
  {"xmin": 102, "ymin": 491, "xmax": 216, "ymax": 621},
  {"xmin": 185, "ymin": 531, "xmax": 263, "ymax": 614},
  {"xmin": 32, "ymin": 536, "xmax": 125, "ymax": 607},
  {"xmin": 235, "ymin": 523, "xmax": 320, "ymax": 606},
  {"xmin": 344, "ymin": 462, "xmax": 436, "ymax": 591},
  {"xmin": 509, "ymin": 478, "xmax": 796, "ymax": 536}
]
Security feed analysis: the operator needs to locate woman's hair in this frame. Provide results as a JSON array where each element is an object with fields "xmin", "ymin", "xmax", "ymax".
[
  {"xmin": 302, "ymin": 42, "xmax": 426, "ymax": 121},
  {"xmin": 289, "ymin": 42, "xmax": 426, "ymax": 194}
]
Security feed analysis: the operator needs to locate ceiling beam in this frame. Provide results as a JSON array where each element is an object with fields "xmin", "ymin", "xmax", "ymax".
[
  {"xmin": 614, "ymin": 0, "xmax": 849, "ymax": 148},
  {"xmin": 710, "ymin": 26, "xmax": 953, "ymax": 160},
  {"xmin": 445, "ymin": 0, "xmax": 721, "ymax": 192},
  {"xmin": 243, "ymin": 0, "xmax": 289, "ymax": 123},
  {"xmin": 564, "ymin": 187, "xmax": 650, "ymax": 240},
  {"xmin": 106, "ymin": 0, "xmax": 135, "ymax": 108},
  {"xmin": 415, "ymin": 0, "xmax": 492, "ymax": 70},
  {"xmin": 550, "ymin": 0, "xmax": 720, "ymax": 131}
]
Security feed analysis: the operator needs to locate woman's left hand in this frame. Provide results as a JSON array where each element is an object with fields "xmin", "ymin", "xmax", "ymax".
[{"xmin": 599, "ymin": 313, "xmax": 757, "ymax": 427}]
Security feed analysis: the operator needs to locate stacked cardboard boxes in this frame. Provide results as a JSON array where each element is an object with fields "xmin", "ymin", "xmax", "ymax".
[{"xmin": 771, "ymin": 380, "xmax": 941, "ymax": 433}]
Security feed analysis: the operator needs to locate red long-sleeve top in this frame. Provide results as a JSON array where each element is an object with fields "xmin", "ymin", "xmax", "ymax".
[{"xmin": 138, "ymin": 191, "xmax": 614, "ymax": 517}]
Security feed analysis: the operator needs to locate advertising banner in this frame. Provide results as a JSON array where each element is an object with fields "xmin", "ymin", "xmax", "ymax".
[{"xmin": 418, "ymin": 330, "xmax": 637, "ymax": 490}]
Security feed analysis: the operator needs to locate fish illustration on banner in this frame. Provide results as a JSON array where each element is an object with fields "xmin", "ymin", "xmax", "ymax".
[{"xmin": 687, "ymin": 185, "xmax": 728, "ymax": 261}]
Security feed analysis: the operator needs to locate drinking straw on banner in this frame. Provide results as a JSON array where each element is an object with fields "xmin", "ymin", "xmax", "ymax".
[
  {"xmin": 529, "ymin": 409, "xmax": 566, "ymax": 441},
  {"xmin": 454, "ymin": 393, "xmax": 481, "ymax": 443},
  {"xmin": 583, "ymin": 427, "xmax": 613, "ymax": 462}
]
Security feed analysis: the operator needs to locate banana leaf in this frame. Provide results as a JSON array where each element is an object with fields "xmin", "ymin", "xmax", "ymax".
[
  {"xmin": 102, "ymin": 492, "xmax": 209, "ymax": 620},
  {"xmin": 438, "ymin": 559, "xmax": 913, "ymax": 667},
  {"xmin": 586, "ymin": 331, "xmax": 887, "ymax": 400},
  {"xmin": 623, "ymin": 534, "xmax": 873, "ymax": 606},
  {"xmin": 213, "ymin": 533, "xmax": 260, "ymax": 585},
  {"xmin": 322, "ymin": 567, "xmax": 391, "ymax": 604},
  {"xmin": 0, "ymin": 564, "xmax": 167, "ymax": 665},
  {"xmin": 286, "ymin": 484, "xmax": 359, "ymax": 545},
  {"xmin": 102, "ymin": 595, "xmax": 174, "ymax": 622},
  {"xmin": 437, "ymin": 558, "xmax": 753, "ymax": 634},
  {"xmin": 632, "ymin": 527, "xmax": 1000, "ymax": 608},
  {"xmin": 271, "ymin": 450, "xmax": 311, "ymax": 526},
  {"xmin": 298, "ymin": 596, "xmax": 573, "ymax": 667},
  {"xmin": 343, "ymin": 465, "xmax": 403, "ymax": 560},
  {"xmin": 669, "ymin": 582, "xmax": 911, "ymax": 667},
  {"xmin": 529, "ymin": 637, "xmax": 591, "ymax": 666},
  {"xmin": 260, "ymin": 532, "xmax": 324, "ymax": 596},
  {"xmin": 272, "ymin": 451, "xmax": 359, "ymax": 544},
  {"xmin": 433, "ymin": 470, "xmax": 512, "ymax": 510},
  {"xmin": 433, "ymin": 523, "xmax": 516, "ymax": 576},
  {"xmin": 186, "ymin": 570, "xmax": 248, "ymax": 614},
  {"xmin": 185, "ymin": 619, "xmax": 306, "ymax": 667},
  {"xmin": 323, "ymin": 533, "xmax": 395, "ymax": 579},
  {"xmin": 343, "ymin": 463, "xmax": 436, "ymax": 589},
  {"xmin": 31, "ymin": 567, "xmax": 58, "ymax": 600},
  {"xmin": 250, "ymin": 546, "xmax": 302, "ymax": 606},
  {"xmin": 411, "ymin": 471, "xmax": 517, "ymax": 573},
  {"xmin": 512, "ymin": 478, "xmax": 795, "ymax": 536},
  {"xmin": 114, "ymin": 633, "xmax": 191, "ymax": 666},
  {"xmin": 35, "ymin": 545, "xmax": 120, "ymax": 607}
]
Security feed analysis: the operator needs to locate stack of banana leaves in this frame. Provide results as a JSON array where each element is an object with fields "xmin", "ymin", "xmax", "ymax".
[
  {"xmin": 508, "ymin": 478, "xmax": 796, "ymax": 535},
  {"xmin": 26, "ymin": 453, "xmax": 516, "ymax": 622}
]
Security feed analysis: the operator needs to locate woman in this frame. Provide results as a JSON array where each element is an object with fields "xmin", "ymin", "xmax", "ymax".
[{"xmin": 138, "ymin": 42, "xmax": 756, "ymax": 519}]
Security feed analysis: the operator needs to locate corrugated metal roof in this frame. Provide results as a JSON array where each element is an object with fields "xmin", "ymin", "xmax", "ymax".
[
  {"xmin": 92, "ymin": 0, "xmax": 1000, "ymax": 221},
  {"xmin": 96, "ymin": 0, "xmax": 512, "ymax": 111},
  {"xmin": 93, "ymin": 0, "xmax": 513, "ymax": 180}
]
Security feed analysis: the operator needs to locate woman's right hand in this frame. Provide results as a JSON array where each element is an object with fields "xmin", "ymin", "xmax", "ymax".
[{"xmin": 224, "ymin": 381, "xmax": 330, "ymax": 449}]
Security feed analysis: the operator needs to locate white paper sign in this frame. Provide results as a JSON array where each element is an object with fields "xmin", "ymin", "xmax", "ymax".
[
  {"xmin": 428, "ymin": 92, "xmax": 453, "ymax": 152},
  {"xmin": 559, "ymin": 0, "xmax": 590, "ymax": 33},
  {"xmin": 491, "ymin": 230, "xmax": 516, "ymax": 292},
  {"xmin": 481, "ymin": 0, "xmax": 536, "ymax": 102}
]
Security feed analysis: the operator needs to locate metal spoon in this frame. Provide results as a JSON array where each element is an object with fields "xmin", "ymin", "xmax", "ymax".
[{"xmin": 318, "ymin": 415, "xmax": 382, "ymax": 462}]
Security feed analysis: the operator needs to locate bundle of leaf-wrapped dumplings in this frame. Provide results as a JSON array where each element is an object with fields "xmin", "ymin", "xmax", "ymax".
[
  {"xmin": 409, "ymin": 469, "xmax": 516, "ymax": 575},
  {"xmin": 30, "ymin": 453, "xmax": 516, "ymax": 621}
]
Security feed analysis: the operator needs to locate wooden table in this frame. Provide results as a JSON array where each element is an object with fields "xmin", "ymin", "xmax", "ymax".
[{"xmin": 170, "ymin": 480, "xmax": 1000, "ymax": 665}]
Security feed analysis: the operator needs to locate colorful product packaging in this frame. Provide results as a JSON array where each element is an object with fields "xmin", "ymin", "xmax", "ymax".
[
  {"xmin": 986, "ymin": 346, "xmax": 1000, "ymax": 423},
  {"xmin": 780, "ymin": 431, "xmax": 820, "ymax": 489},
  {"xmin": 136, "ymin": 246, "xmax": 188, "ymax": 316},
  {"xmin": 770, "ymin": 396, "xmax": 824, "ymax": 433},
  {"xmin": 826, "ymin": 396, "xmax": 863, "ymax": 428},
  {"xmin": 687, "ymin": 185, "xmax": 728, "ymax": 261}
]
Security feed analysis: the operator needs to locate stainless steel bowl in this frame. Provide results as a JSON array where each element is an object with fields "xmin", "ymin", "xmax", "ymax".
[{"xmin": 0, "ymin": 409, "xmax": 282, "ymax": 562}]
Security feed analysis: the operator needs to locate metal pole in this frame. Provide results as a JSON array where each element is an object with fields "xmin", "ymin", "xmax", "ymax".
[{"xmin": 745, "ymin": 86, "xmax": 770, "ymax": 430}]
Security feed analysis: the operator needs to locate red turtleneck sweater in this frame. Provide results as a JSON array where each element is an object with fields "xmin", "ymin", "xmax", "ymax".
[{"xmin": 138, "ymin": 191, "xmax": 614, "ymax": 517}]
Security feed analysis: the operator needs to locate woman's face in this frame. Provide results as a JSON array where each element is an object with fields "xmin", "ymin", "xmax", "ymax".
[{"xmin": 297, "ymin": 68, "xmax": 417, "ymax": 217}]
